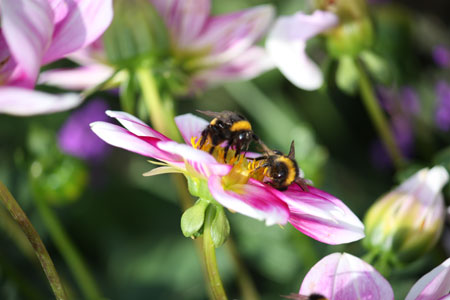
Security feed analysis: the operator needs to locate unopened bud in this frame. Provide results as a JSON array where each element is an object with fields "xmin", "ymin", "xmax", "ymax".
[{"xmin": 364, "ymin": 166, "xmax": 449, "ymax": 263}]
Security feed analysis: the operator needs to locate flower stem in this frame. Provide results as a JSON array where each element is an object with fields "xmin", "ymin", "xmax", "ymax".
[
  {"xmin": 356, "ymin": 61, "xmax": 405, "ymax": 169},
  {"xmin": 203, "ymin": 206, "xmax": 228, "ymax": 300},
  {"xmin": 34, "ymin": 195, "xmax": 102, "ymax": 300},
  {"xmin": 0, "ymin": 181, "xmax": 67, "ymax": 300},
  {"xmin": 136, "ymin": 67, "xmax": 181, "ymax": 141}
]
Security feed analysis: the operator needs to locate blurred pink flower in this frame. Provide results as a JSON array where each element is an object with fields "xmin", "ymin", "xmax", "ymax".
[
  {"xmin": 41, "ymin": 0, "xmax": 275, "ymax": 91},
  {"xmin": 90, "ymin": 111, "xmax": 365, "ymax": 244},
  {"xmin": 0, "ymin": 0, "xmax": 113, "ymax": 116},
  {"xmin": 266, "ymin": 10, "xmax": 338, "ymax": 90},
  {"xmin": 297, "ymin": 252, "xmax": 450, "ymax": 300},
  {"xmin": 299, "ymin": 253, "xmax": 394, "ymax": 300},
  {"xmin": 406, "ymin": 257, "xmax": 450, "ymax": 300}
]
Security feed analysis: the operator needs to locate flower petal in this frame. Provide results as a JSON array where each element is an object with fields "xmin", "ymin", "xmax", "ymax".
[
  {"xmin": 90, "ymin": 121, "xmax": 177, "ymax": 162},
  {"xmin": 0, "ymin": 0, "xmax": 54, "ymax": 85},
  {"xmin": 151, "ymin": 0, "xmax": 210, "ymax": 48},
  {"xmin": 192, "ymin": 46, "xmax": 274, "ymax": 87},
  {"xmin": 38, "ymin": 64, "xmax": 114, "ymax": 90},
  {"xmin": 43, "ymin": 0, "xmax": 113, "ymax": 63},
  {"xmin": 174, "ymin": 113, "xmax": 209, "ymax": 144},
  {"xmin": 277, "ymin": 184, "xmax": 365, "ymax": 244},
  {"xmin": 266, "ymin": 11, "xmax": 338, "ymax": 90},
  {"xmin": 106, "ymin": 110, "xmax": 171, "ymax": 141},
  {"xmin": 405, "ymin": 257, "xmax": 450, "ymax": 300},
  {"xmin": 397, "ymin": 166, "xmax": 449, "ymax": 206},
  {"xmin": 157, "ymin": 141, "xmax": 231, "ymax": 177},
  {"xmin": 190, "ymin": 5, "xmax": 274, "ymax": 66},
  {"xmin": 0, "ymin": 87, "xmax": 81, "ymax": 116},
  {"xmin": 300, "ymin": 253, "xmax": 394, "ymax": 300},
  {"xmin": 208, "ymin": 176, "xmax": 289, "ymax": 226}
]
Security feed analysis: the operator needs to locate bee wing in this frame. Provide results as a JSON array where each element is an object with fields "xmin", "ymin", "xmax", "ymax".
[
  {"xmin": 280, "ymin": 294, "xmax": 309, "ymax": 300},
  {"xmin": 196, "ymin": 110, "xmax": 223, "ymax": 118}
]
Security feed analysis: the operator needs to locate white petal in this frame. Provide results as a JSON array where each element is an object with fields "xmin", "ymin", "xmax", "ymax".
[
  {"xmin": 0, "ymin": 87, "xmax": 81, "ymax": 116},
  {"xmin": 266, "ymin": 11, "xmax": 338, "ymax": 90},
  {"xmin": 175, "ymin": 113, "xmax": 209, "ymax": 145}
]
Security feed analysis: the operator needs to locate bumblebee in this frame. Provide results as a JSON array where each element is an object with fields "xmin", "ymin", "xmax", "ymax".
[
  {"xmin": 282, "ymin": 293, "xmax": 328, "ymax": 300},
  {"xmin": 198, "ymin": 110, "xmax": 259, "ymax": 158},
  {"xmin": 253, "ymin": 141, "xmax": 309, "ymax": 191}
]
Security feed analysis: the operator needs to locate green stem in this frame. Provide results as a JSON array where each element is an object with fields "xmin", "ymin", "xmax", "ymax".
[
  {"xmin": 0, "ymin": 181, "xmax": 67, "ymax": 300},
  {"xmin": 203, "ymin": 206, "xmax": 228, "ymax": 300},
  {"xmin": 357, "ymin": 61, "xmax": 405, "ymax": 169},
  {"xmin": 136, "ymin": 67, "xmax": 181, "ymax": 141},
  {"xmin": 34, "ymin": 196, "xmax": 102, "ymax": 300}
]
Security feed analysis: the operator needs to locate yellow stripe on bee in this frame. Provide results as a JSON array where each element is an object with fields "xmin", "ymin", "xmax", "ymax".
[
  {"xmin": 210, "ymin": 118, "xmax": 218, "ymax": 125},
  {"xmin": 230, "ymin": 120, "xmax": 252, "ymax": 132},
  {"xmin": 275, "ymin": 156, "xmax": 296, "ymax": 185}
]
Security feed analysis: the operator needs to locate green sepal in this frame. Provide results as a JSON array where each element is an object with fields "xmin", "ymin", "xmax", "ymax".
[
  {"xmin": 210, "ymin": 206, "xmax": 230, "ymax": 248},
  {"xmin": 326, "ymin": 18, "xmax": 374, "ymax": 58},
  {"xmin": 186, "ymin": 176, "xmax": 214, "ymax": 201},
  {"xmin": 360, "ymin": 51, "xmax": 392, "ymax": 85},
  {"xmin": 336, "ymin": 55, "xmax": 359, "ymax": 95},
  {"xmin": 180, "ymin": 199, "xmax": 209, "ymax": 238}
]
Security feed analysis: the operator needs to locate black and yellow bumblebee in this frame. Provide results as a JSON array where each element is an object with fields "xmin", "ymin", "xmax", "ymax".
[
  {"xmin": 282, "ymin": 293, "xmax": 328, "ymax": 300},
  {"xmin": 253, "ymin": 140, "xmax": 309, "ymax": 191},
  {"xmin": 197, "ymin": 110, "xmax": 259, "ymax": 158}
]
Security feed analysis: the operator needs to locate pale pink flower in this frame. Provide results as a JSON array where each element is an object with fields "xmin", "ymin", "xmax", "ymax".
[
  {"xmin": 266, "ymin": 10, "xmax": 338, "ymax": 90},
  {"xmin": 41, "ymin": 0, "xmax": 275, "ymax": 91},
  {"xmin": 406, "ymin": 257, "xmax": 450, "ymax": 300},
  {"xmin": 90, "ymin": 111, "xmax": 365, "ymax": 244},
  {"xmin": 297, "ymin": 252, "xmax": 450, "ymax": 300},
  {"xmin": 0, "ymin": 0, "xmax": 113, "ymax": 116},
  {"xmin": 299, "ymin": 252, "xmax": 394, "ymax": 300}
]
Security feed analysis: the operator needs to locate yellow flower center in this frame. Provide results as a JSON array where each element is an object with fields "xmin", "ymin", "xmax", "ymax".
[{"xmin": 190, "ymin": 136, "xmax": 269, "ymax": 185}]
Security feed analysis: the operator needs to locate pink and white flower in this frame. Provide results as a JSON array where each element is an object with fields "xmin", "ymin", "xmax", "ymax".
[
  {"xmin": 0, "ymin": 0, "xmax": 113, "ymax": 116},
  {"xmin": 41, "ymin": 0, "xmax": 275, "ymax": 91},
  {"xmin": 299, "ymin": 252, "xmax": 394, "ymax": 300},
  {"xmin": 296, "ymin": 252, "xmax": 450, "ymax": 300},
  {"xmin": 266, "ymin": 10, "xmax": 338, "ymax": 90},
  {"xmin": 406, "ymin": 257, "xmax": 450, "ymax": 300},
  {"xmin": 90, "ymin": 111, "xmax": 365, "ymax": 244}
]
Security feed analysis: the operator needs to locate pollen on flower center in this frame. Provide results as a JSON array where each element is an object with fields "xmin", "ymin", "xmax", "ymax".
[{"xmin": 191, "ymin": 136, "xmax": 269, "ymax": 184}]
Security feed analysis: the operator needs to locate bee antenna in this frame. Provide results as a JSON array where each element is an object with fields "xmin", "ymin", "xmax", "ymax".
[{"xmin": 288, "ymin": 140, "xmax": 295, "ymax": 160}]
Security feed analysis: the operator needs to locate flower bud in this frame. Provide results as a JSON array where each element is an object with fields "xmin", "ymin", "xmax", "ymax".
[
  {"xmin": 326, "ymin": 17, "xmax": 374, "ymax": 58},
  {"xmin": 180, "ymin": 199, "xmax": 209, "ymax": 238},
  {"xmin": 364, "ymin": 166, "xmax": 449, "ymax": 263}
]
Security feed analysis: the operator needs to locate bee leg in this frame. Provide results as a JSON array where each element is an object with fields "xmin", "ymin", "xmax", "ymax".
[
  {"xmin": 199, "ymin": 128, "xmax": 209, "ymax": 149},
  {"xmin": 209, "ymin": 145, "xmax": 216, "ymax": 155},
  {"xmin": 294, "ymin": 178, "xmax": 310, "ymax": 192},
  {"xmin": 224, "ymin": 143, "xmax": 231, "ymax": 162}
]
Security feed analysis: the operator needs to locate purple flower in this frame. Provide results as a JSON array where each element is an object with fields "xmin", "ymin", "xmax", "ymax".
[
  {"xmin": 435, "ymin": 81, "xmax": 450, "ymax": 131},
  {"xmin": 59, "ymin": 99, "xmax": 110, "ymax": 162},
  {"xmin": 90, "ymin": 111, "xmax": 365, "ymax": 244},
  {"xmin": 0, "ymin": 0, "xmax": 113, "ymax": 116},
  {"xmin": 371, "ymin": 86, "xmax": 420, "ymax": 169},
  {"xmin": 432, "ymin": 46, "xmax": 450, "ymax": 68}
]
